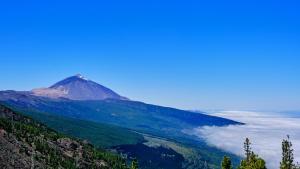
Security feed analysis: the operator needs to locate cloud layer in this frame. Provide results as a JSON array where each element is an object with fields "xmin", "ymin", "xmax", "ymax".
[{"xmin": 191, "ymin": 111, "xmax": 300, "ymax": 169}]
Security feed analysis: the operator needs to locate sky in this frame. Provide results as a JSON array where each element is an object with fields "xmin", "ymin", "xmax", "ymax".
[{"xmin": 0, "ymin": 0, "xmax": 299, "ymax": 111}]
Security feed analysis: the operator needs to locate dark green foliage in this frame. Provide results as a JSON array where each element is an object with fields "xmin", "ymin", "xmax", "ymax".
[
  {"xmin": 115, "ymin": 143, "xmax": 184, "ymax": 169},
  {"xmin": 244, "ymin": 138, "xmax": 251, "ymax": 162},
  {"xmin": 0, "ymin": 104, "xmax": 129, "ymax": 169},
  {"xmin": 131, "ymin": 159, "xmax": 139, "ymax": 169},
  {"xmin": 238, "ymin": 138, "xmax": 266, "ymax": 169},
  {"xmin": 21, "ymin": 109, "xmax": 145, "ymax": 148},
  {"xmin": 280, "ymin": 135, "xmax": 297, "ymax": 169},
  {"xmin": 238, "ymin": 152, "xmax": 266, "ymax": 169},
  {"xmin": 221, "ymin": 156, "xmax": 232, "ymax": 169},
  {"xmin": 4, "ymin": 101, "xmax": 242, "ymax": 169}
]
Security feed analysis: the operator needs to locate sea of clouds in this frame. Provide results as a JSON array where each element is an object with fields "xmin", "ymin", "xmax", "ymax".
[{"xmin": 190, "ymin": 110, "xmax": 300, "ymax": 169}]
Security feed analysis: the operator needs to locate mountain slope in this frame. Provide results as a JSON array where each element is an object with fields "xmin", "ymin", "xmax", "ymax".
[
  {"xmin": 0, "ymin": 92, "xmax": 243, "ymax": 169},
  {"xmin": 31, "ymin": 74, "xmax": 127, "ymax": 100},
  {"xmin": 0, "ymin": 104, "xmax": 130, "ymax": 169},
  {"xmin": 0, "ymin": 102, "xmax": 241, "ymax": 169},
  {"xmin": 0, "ymin": 90, "xmax": 241, "ymax": 140},
  {"xmin": 0, "ymin": 75, "xmax": 243, "ymax": 169},
  {"xmin": 16, "ymin": 108, "xmax": 145, "ymax": 148}
]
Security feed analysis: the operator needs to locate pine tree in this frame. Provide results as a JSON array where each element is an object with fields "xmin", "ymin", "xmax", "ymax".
[
  {"xmin": 244, "ymin": 138, "xmax": 251, "ymax": 163},
  {"xmin": 221, "ymin": 156, "xmax": 232, "ymax": 169},
  {"xmin": 238, "ymin": 138, "xmax": 267, "ymax": 169},
  {"xmin": 131, "ymin": 159, "xmax": 138, "ymax": 169},
  {"xmin": 280, "ymin": 135, "xmax": 295, "ymax": 169}
]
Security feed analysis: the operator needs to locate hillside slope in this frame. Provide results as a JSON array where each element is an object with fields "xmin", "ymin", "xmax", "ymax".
[
  {"xmin": 0, "ymin": 104, "xmax": 129, "ymax": 169},
  {"xmin": 0, "ymin": 91, "xmax": 240, "ymax": 137},
  {"xmin": 0, "ymin": 99, "xmax": 242, "ymax": 169}
]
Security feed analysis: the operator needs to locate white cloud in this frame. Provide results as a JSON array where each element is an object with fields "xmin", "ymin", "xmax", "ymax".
[{"xmin": 190, "ymin": 111, "xmax": 300, "ymax": 169}]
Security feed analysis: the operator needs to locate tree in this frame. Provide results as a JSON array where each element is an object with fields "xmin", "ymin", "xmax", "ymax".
[
  {"xmin": 280, "ymin": 135, "xmax": 296, "ymax": 169},
  {"xmin": 244, "ymin": 138, "xmax": 251, "ymax": 162},
  {"xmin": 221, "ymin": 156, "xmax": 232, "ymax": 169},
  {"xmin": 131, "ymin": 159, "xmax": 138, "ymax": 169},
  {"xmin": 238, "ymin": 138, "xmax": 267, "ymax": 169}
]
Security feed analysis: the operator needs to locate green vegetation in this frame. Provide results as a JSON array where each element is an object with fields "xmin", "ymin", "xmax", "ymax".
[
  {"xmin": 222, "ymin": 156, "xmax": 233, "ymax": 169},
  {"xmin": 3, "ymin": 97, "xmax": 239, "ymax": 148},
  {"xmin": 6, "ymin": 103, "xmax": 241, "ymax": 169},
  {"xmin": 280, "ymin": 136, "xmax": 300, "ymax": 169},
  {"xmin": 0, "ymin": 104, "xmax": 136, "ymax": 169},
  {"xmin": 281, "ymin": 135, "xmax": 294, "ymax": 169},
  {"xmin": 220, "ymin": 138, "xmax": 266, "ymax": 169},
  {"xmin": 115, "ymin": 143, "xmax": 184, "ymax": 169},
  {"xmin": 2, "ymin": 96, "xmax": 241, "ymax": 169},
  {"xmin": 20, "ymin": 109, "xmax": 145, "ymax": 148},
  {"xmin": 244, "ymin": 138, "xmax": 252, "ymax": 163},
  {"xmin": 131, "ymin": 159, "xmax": 139, "ymax": 169},
  {"xmin": 238, "ymin": 138, "xmax": 266, "ymax": 169},
  {"xmin": 221, "ymin": 137, "xmax": 300, "ymax": 169},
  {"xmin": 143, "ymin": 135, "xmax": 223, "ymax": 169}
]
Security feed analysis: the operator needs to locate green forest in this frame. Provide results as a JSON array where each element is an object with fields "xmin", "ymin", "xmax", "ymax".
[{"xmin": 0, "ymin": 104, "xmax": 138, "ymax": 169}]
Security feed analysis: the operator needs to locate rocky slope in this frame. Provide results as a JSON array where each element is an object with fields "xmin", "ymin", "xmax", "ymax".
[{"xmin": 0, "ymin": 104, "xmax": 129, "ymax": 169}]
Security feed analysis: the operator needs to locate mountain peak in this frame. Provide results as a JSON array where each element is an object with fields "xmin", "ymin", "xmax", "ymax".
[
  {"xmin": 74, "ymin": 74, "xmax": 88, "ymax": 80},
  {"xmin": 31, "ymin": 75, "xmax": 128, "ymax": 101}
]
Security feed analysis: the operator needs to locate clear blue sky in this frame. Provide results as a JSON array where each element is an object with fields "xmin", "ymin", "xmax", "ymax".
[{"xmin": 0, "ymin": 0, "xmax": 299, "ymax": 111}]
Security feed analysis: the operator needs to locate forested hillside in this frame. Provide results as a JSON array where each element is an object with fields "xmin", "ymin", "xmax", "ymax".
[{"xmin": 0, "ymin": 104, "xmax": 133, "ymax": 169}]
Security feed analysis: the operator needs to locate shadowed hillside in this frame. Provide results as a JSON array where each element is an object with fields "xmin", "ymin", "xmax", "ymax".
[{"xmin": 0, "ymin": 104, "xmax": 130, "ymax": 169}]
